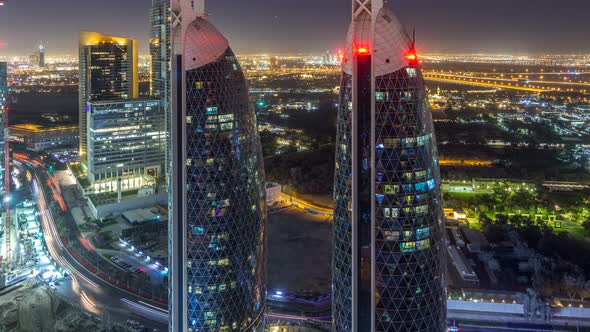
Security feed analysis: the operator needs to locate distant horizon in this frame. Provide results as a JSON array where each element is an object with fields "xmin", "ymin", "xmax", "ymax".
[
  {"xmin": 0, "ymin": 0, "xmax": 589, "ymax": 58},
  {"xmin": 2, "ymin": 51, "xmax": 590, "ymax": 60}
]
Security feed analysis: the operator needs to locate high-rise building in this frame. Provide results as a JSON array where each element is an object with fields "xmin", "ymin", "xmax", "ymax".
[
  {"xmin": 0, "ymin": 62, "xmax": 7, "ymax": 265},
  {"xmin": 29, "ymin": 42, "xmax": 45, "ymax": 68},
  {"xmin": 332, "ymin": 1, "xmax": 447, "ymax": 331},
  {"xmin": 86, "ymin": 99, "xmax": 165, "ymax": 193},
  {"xmin": 38, "ymin": 42, "xmax": 45, "ymax": 68},
  {"xmin": 0, "ymin": 62, "xmax": 6, "ymax": 203},
  {"xmin": 78, "ymin": 31, "xmax": 138, "ymax": 164},
  {"xmin": 169, "ymin": 1, "xmax": 267, "ymax": 331},
  {"xmin": 150, "ymin": 0, "xmax": 171, "ymax": 180},
  {"xmin": 150, "ymin": 0, "xmax": 170, "ymax": 99}
]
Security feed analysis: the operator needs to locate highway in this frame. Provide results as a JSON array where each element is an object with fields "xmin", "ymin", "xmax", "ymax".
[
  {"xmin": 458, "ymin": 325, "xmax": 569, "ymax": 332},
  {"xmin": 16, "ymin": 158, "xmax": 169, "ymax": 331},
  {"xmin": 423, "ymin": 72, "xmax": 590, "ymax": 94}
]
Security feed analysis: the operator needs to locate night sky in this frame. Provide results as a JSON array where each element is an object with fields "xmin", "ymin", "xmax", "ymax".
[{"xmin": 0, "ymin": 0, "xmax": 588, "ymax": 56}]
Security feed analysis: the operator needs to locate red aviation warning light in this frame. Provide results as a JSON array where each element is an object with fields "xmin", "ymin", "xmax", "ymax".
[
  {"xmin": 405, "ymin": 52, "xmax": 418, "ymax": 66},
  {"xmin": 356, "ymin": 47, "xmax": 370, "ymax": 54}
]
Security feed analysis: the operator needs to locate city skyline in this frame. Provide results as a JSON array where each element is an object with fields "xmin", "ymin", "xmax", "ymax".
[
  {"xmin": 0, "ymin": 0, "xmax": 589, "ymax": 56},
  {"xmin": 0, "ymin": 0, "xmax": 590, "ymax": 332}
]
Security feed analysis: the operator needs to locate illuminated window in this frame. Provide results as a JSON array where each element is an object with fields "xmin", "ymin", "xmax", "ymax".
[
  {"xmin": 186, "ymin": 116, "xmax": 192, "ymax": 123},
  {"xmin": 416, "ymin": 227, "xmax": 430, "ymax": 240},
  {"xmin": 218, "ymin": 114, "xmax": 234, "ymax": 122},
  {"xmin": 415, "ymin": 170, "xmax": 427, "ymax": 180},
  {"xmin": 384, "ymin": 230, "xmax": 399, "ymax": 241},
  {"xmin": 402, "ymin": 137, "xmax": 416, "ymax": 147},
  {"xmin": 206, "ymin": 107, "xmax": 218, "ymax": 115},
  {"xmin": 417, "ymin": 239, "xmax": 431, "ymax": 250},
  {"xmin": 401, "ymin": 241, "xmax": 416, "ymax": 253},
  {"xmin": 415, "ymin": 181, "xmax": 428, "ymax": 192},
  {"xmin": 195, "ymin": 82, "xmax": 204, "ymax": 89},
  {"xmin": 383, "ymin": 184, "xmax": 399, "ymax": 194},
  {"xmin": 220, "ymin": 123, "xmax": 233, "ymax": 130},
  {"xmin": 427, "ymin": 179, "xmax": 436, "ymax": 190},
  {"xmin": 406, "ymin": 68, "xmax": 418, "ymax": 78},
  {"xmin": 415, "ymin": 205, "xmax": 429, "ymax": 216},
  {"xmin": 383, "ymin": 137, "xmax": 400, "ymax": 148},
  {"xmin": 383, "ymin": 207, "xmax": 399, "ymax": 218},
  {"xmin": 402, "ymin": 230, "xmax": 414, "ymax": 241}
]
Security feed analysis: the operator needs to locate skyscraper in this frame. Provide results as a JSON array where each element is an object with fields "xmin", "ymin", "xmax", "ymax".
[
  {"xmin": 169, "ymin": 1, "xmax": 267, "ymax": 331},
  {"xmin": 150, "ymin": 0, "xmax": 170, "ymax": 100},
  {"xmin": 0, "ymin": 62, "xmax": 7, "ymax": 265},
  {"xmin": 78, "ymin": 32, "xmax": 138, "ymax": 164},
  {"xmin": 332, "ymin": 1, "xmax": 447, "ymax": 331},
  {"xmin": 0, "ymin": 62, "xmax": 6, "ymax": 205},
  {"xmin": 38, "ymin": 42, "xmax": 45, "ymax": 68},
  {"xmin": 150, "ymin": 0, "xmax": 171, "ymax": 180}
]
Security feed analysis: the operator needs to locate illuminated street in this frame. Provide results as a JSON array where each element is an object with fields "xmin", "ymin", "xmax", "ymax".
[{"xmin": 14, "ymin": 157, "xmax": 168, "ymax": 331}]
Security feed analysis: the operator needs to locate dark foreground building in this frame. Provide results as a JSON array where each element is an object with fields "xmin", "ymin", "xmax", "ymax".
[
  {"xmin": 169, "ymin": 1, "xmax": 266, "ymax": 331},
  {"xmin": 332, "ymin": 1, "xmax": 447, "ymax": 331}
]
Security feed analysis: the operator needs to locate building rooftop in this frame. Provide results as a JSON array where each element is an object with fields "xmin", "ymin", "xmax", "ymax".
[{"xmin": 10, "ymin": 123, "xmax": 78, "ymax": 133}]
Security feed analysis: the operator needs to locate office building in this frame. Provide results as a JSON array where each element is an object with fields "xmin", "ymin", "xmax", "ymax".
[
  {"xmin": 79, "ymin": 31, "xmax": 138, "ymax": 164},
  {"xmin": 86, "ymin": 99, "xmax": 164, "ymax": 194},
  {"xmin": 169, "ymin": 1, "xmax": 267, "ymax": 331},
  {"xmin": 332, "ymin": 1, "xmax": 447, "ymax": 331},
  {"xmin": 150, "ymin": 0, "xmax": 170, "ymax": 99},
  {"xmin": 150, "ymin": 0, "xmax": 171, "ymax": 178}
]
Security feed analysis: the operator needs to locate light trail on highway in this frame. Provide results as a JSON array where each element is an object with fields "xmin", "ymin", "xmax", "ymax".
[
  {"xmin": 423, "ymin": 72, "xmax": 590, "ymax": 94},
  {"xmin": 16, "ymin": 158, "xmax": 168, "ymax": 330},
  {"xmin": 32, "ymin": 176, "xmax": 99, "ymax": 289}
]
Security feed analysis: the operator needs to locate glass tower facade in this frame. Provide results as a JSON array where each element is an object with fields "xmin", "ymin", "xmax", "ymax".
[
  {"xmin": 150, "ymin": 0, "xmax": 170, "ymax": 100},
  {"xmin": 79, "ymin": 32, "xmax": 138, "ymax": 164},
  {"xmin": 170, "ymin": 3, "xmax": 266, "ymax": 331},
  {"xmin": 86, "ymin": 99, "xmax": 165, "ymax": 192},
  {"xmin": 150, "ymin": 0, "xmax": 171, "ymax": 182},
  {"xmin": 333, "ymin": 2, "xmax": 447, "ymax": 331},
  {"xmin": 0, "ymin": 62, "xmax": 6, "ymax": 205}
]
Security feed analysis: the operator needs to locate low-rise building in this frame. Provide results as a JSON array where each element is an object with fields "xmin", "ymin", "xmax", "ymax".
[{"xmin": 9, "ymin": 124, "xmax": 79, "ymax": 151}]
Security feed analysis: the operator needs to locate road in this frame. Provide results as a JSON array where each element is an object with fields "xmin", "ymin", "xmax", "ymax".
[
  {"xmin": 278, "ymin": 192, "xmax": 333, "ymax": 215},
  {"xmin": 19, "ymin": 160, "xmax": 169, "ymax": 330},
  {"xmin": 423, "ymin": 72, "xmax": 590, "ymax": 94},
  {"xmin": 458, "ymin": 326, "xmax": 568, "ymax": 332}
]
